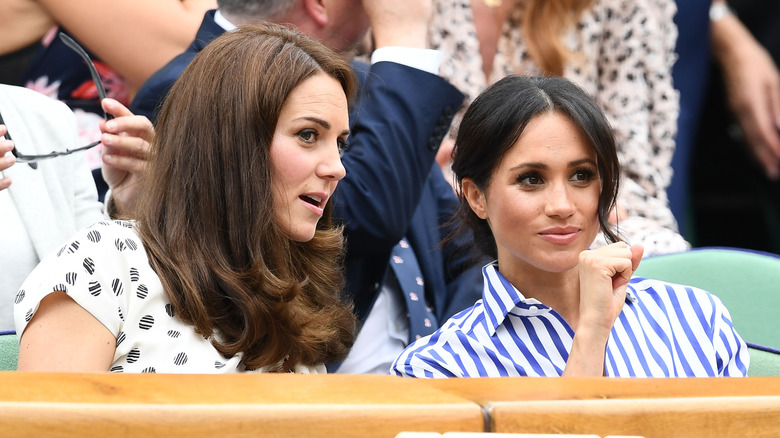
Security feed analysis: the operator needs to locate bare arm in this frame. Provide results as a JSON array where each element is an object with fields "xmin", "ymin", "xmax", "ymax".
[
  {"xmin": 563, "ymin": 243, "xmax": 643, "ymax": 376},
  {"xmin": 32, "ymin": 0, "xmax": 216, "ymax": 90},
  {"xmin": 0, "ymin": 0, "xmax": 54, "ymax": 56},
  {"xmin": 710, "ymin": 0, "xmax": 780, "ymax": 180},
  {"xmin": 17, "ymin": 292, "xmax": 116, "ymax": 372}
]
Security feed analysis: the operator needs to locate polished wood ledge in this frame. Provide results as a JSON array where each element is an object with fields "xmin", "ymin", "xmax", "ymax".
[
  {"xmin": 2, "ymin": 374, "xmax": 780, "ymax": 438},
  {"xmin": 0, "ymin": 373, "xmax": 484, "ymax": 438},
  {"xmin": 428, "ymin": 377, "xmax": 780, "ymax": 437}
]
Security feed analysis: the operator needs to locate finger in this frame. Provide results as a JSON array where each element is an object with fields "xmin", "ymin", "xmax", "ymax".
[
  {"xmin": 102, "ymin": 151, "xmax": 146, "ymax": 175},
  {"xmin": 749, "ymin": 137, "xmax": 780, "ymax": 180},
  {"xmin": 0, "ymin": 124, "xmax": 7, "ymax": 138},
  {"xmin": 102, "ymin": 116, "xmax": 155, "ymax": 141},
  {"xmin": 0, "ymin": 176, "xmax": 11, "ymax": 191},
  {"xmin": 101, "ymin": 98, "xmax": 134, "ymax": 119},
  {"xmin": 762, "ymin": 66, "xmax": 780, "ymax": 130},
  {"xmin": 610, "ymin": 256, "xmax": 634, "ymax": 290},
  {"xmin": 0, "ymin": 149, "xmax": 17, "ymax": 172},
  {"xmin": 0, "ymin": 137, "xmax": 14, "ymax": 153},
  {"xmin": 101, "ymin": 134, "xmax": 150, "ymax": 160},
  {"xmin": 629, "ymin": 244, "xmax": 644, "ymax": 272}
]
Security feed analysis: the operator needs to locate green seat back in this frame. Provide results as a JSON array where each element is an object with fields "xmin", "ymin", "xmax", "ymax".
[
  {"xmin": 634, "ymin": 247, "xmax": 780, "ymax": 350},
  {"xmin": 0, "ymin": 332, "xmax": 19, "ymax": 371},
  {"xmin": 747, "ymin": 346, "xmax": 780, "ymax": 377}
]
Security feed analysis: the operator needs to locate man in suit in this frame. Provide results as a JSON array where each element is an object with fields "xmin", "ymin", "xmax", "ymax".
[{"xmin": 128, "ymin": 0, "xmax": 482, "ymax": 373}]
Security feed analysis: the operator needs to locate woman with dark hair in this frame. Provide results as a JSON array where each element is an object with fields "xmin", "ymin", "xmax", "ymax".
[
  {"xmin": 392, "ymin": 75, "xmax": 748, "ymax": 378},
  {"xmin": 431, "ymin": 0, "xmax": 689, "ymax": 256},
  {"xmin": 14, "ymin": 22, "xmax": 357, "ymax": 374}
]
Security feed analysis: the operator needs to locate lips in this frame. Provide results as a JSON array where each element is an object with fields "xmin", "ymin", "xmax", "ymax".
[
  {"xmin": 538, "ymin": 226, "xmax": 581, "ymax": 245},
  {"xmin": 299, "ymin": 192, "xmax": 328, "ymax": 216},
  {"xmin": 300, "ymin": 194, "xmax": 323, "ymax": 207}
]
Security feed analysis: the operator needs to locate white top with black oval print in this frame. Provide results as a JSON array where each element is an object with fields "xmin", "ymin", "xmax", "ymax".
[{"xmin": 14, "ymin": 220, "xmax": 325, "ymax": 374}]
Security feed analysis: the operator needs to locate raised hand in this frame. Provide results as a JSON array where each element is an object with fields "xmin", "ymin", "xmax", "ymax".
[
  {"xmin": 98, "ymin": 98, "xmax": 154, "ymax": 216},
  {"xmin": 564, "ymin": 242, "xmax": 643, "ymax": 376},
  {"xmin": 362, "ymin": 0, "xmax": 433, "ymax": 49},
  {"xmin": 0, "ymin": 125, "xmax": 17, "ymax": 191}
]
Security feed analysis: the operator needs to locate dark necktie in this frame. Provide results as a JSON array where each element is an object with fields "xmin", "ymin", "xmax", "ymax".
[{"xmin": 390, "ymin": 238, "xmax": 437, "ymax": 344}]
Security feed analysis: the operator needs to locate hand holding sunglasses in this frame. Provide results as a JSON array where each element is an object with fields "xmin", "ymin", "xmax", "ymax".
[{"xmin": 0, "ymin": 33, "xmax": 113, "ymax": 166}]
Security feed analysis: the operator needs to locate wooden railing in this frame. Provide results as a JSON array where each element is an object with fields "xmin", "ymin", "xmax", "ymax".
[
  {"xmin": 430, "ymin": 377, "xmax": 780, "ymax": 437},
  {"xmin": 1, "ymin": 373, "xmax": 779, "ymax": 437}
]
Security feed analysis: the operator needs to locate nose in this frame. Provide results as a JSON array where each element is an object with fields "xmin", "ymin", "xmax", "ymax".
[
  {"xmin": 544, "ymin": 181, "xmax": 576, "ymax": 218},
  {"xmin": 317, "ymin": 144, "xmax": 346, "ymax": 182}
]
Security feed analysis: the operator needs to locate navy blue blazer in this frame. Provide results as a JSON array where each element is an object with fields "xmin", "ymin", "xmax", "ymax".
[
  {"xmin": 335, "ymin": 65, "xmax": 481, "ymax": 325},
  {"xmin": 130, "ymin": 10, "xmax": 224, "ymax": 121},
  {"xmin": 129, "ymin": 10, "xmax": 481, "ymax": 325}
]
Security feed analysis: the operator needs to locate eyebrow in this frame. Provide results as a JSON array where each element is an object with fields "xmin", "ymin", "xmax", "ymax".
[
  {"xmin": 295, "ymin": 116, "xmax": 350, "ymax": 137},
  {"xmin": 509, "ymin": 158, "xmax": 597, "ymax": 171}
]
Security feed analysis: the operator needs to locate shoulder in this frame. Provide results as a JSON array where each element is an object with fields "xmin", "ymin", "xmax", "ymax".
[
  {"xmin": 392, "ymin": 302, "xmax": 490, "ymax": 378},
  {"xmin": 628, "ymin": 276, "xmax": 725, "ymax": 314},
  {"xmin": 14, "ymin": 220, "xmax": 149, "ymax": 337}
]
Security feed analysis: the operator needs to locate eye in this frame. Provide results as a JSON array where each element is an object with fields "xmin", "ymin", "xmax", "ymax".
[
  {"xmin": 297, "ymin": 129, "xmax": 318, "ymax": 143},
  {"xmin": 570, "ymin": 168, "xmax": 597, "ymax": 185},
  {"xmin": 517, "ymin": 172, "xmax": 544, "ymax": 187},
  {"xmin": 337, "ymin": 137, "xmax": 348, "ymax": 152}
]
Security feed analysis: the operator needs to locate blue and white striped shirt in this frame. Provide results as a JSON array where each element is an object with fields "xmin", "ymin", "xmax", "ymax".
[{"xmin": 391, "ymin": 262, "xmax": 749, "ymax": 378}]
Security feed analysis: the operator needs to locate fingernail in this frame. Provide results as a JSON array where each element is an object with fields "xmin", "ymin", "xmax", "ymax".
[
  {"xmin": 101, "ymin": 134, "xmax": 113, "ymax": 145},
  {"xmin": 106, "ymin": 121, "xmax": 116, "ymax": 131}
]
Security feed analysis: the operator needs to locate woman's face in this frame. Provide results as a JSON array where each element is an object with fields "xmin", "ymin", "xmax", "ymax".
[
  {"xmin": 462, "ymin": 111, "xmax": 601, "ymax": 277},
  {"xmin": 270, "ymin": 72, "xmax": 349, "ymax": 242}
]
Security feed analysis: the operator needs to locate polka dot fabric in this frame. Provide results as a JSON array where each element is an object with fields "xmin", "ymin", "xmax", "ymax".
[{"xmin": 14, "ymin": 220, "xmax": 326, "ymax": 374}]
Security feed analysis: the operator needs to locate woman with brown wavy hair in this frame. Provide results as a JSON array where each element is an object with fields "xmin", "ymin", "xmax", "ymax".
[
  {"xmin": 432, "ymin": 0, "xmax": 689, "ymax": 256},
  {"xmin": 14, "ymin": 22, "xmax": 357, "ymax": 374}
]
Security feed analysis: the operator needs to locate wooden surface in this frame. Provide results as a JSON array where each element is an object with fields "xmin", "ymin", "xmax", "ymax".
[
  {"xmin": 3, "ymin": 373, "xmax": 780, "ymax": 438},
  {"xmin": 0, "ymin": 373, "xmax": 485, "ymax": 438},
  {"xmin": 429, "ymin": 377, "xmax": 780, "ymax": 437}
]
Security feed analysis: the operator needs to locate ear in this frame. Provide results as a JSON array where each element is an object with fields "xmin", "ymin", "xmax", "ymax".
[
  {"xmin": 461, "ymin": 177, "xmax": 489, "ymax": 220},
  {"xmin": 302, "ymin": 0, "xmax": 328, "ymax": 27}
]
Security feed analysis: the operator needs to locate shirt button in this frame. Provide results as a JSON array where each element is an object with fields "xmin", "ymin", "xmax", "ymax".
[{"xmin": 528, "ymin": 306, "xmax": 539, "ymax": 314}]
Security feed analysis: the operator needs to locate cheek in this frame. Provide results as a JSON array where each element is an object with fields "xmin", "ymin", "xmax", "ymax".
[{"xmin": 269, "ymin": 143, "xmax": 311, "ymax": 190}]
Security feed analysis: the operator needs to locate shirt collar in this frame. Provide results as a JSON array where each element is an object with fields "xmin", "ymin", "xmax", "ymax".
[
  {"xmin": 481, "ymin": 262, "xmax": 542, "ymax": 336},
  {"xmin": 480, "ymin": 262, "xmax": 638, "ymax": 336},
  {"xmin": 214, "ymin": 10, "xmax": 238, "ymax": 31}
]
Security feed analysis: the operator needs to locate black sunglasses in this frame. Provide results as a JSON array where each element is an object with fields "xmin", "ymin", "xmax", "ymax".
[{"xmin": 0, "ymin": 32, "xmax": 114, "ymax": 167}]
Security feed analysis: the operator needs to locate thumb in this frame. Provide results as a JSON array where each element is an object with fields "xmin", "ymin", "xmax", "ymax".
[{"xmin": 629, "ymin": 244, "xmax": 644, "ymax": 273}]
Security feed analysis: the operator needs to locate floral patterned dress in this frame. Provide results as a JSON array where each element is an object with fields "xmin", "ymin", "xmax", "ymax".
[{"xmin": 22, "ymin": 27, "xmax": 130, "ymax": 172}]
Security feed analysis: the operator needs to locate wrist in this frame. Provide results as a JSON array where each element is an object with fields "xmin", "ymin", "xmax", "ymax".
[
  {"xmin": 710, "ymin": 8, "xmax": 750, "ymax": 64},
  {"xmin": 372, "ymin": 26, "xmax": 429, "ymax": 50},
  {"xmin": 709, "ymin": 2, "xmax": 733, "ymax": 22}
]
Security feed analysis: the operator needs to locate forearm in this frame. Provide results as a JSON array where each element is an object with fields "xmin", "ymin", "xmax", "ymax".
[
  {"xmin": 709, "ymin": 1, "xmax": 755, "ymax": 68},
  {"xmin": 32, "ymin": 0, "xmax": 215, "ymax": 89},
  {"xmin": 336, "ymin": 63, "xmax": 462, "ymax": 252},
  {"xmin": 563, "ymin": 327, "xmax": 610, "ymax": 377},
  {"xmin": 0, "ymin": 0, "xmax": 54, "ymax": 55}
]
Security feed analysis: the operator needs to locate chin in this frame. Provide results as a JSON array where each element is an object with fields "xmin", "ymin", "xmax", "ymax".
[
  {"xmin": 285, "ymin": 225, "xmax": 318, "ymax": 243},
  {"xmin": 537, "ymin": 251, "xmax": 581, "ymax": 273}
]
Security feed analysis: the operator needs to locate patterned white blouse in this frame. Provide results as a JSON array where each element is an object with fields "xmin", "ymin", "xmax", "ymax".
[
  {"xmin": 14, "ymin": 220, "xmax": 325, "ymax": 374},
  {"xmin": 431, "ymin": 0, "xmax": 690, "ymax": 255}
]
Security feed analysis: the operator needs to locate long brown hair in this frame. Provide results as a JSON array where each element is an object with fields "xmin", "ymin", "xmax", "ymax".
[
  {"xmin": 134, "ymin": 23, "xmax": 357, "ymax": 371},
  {"xmin": 522, "ymin": 0, "xmax": 596, "ymax": 76}
]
